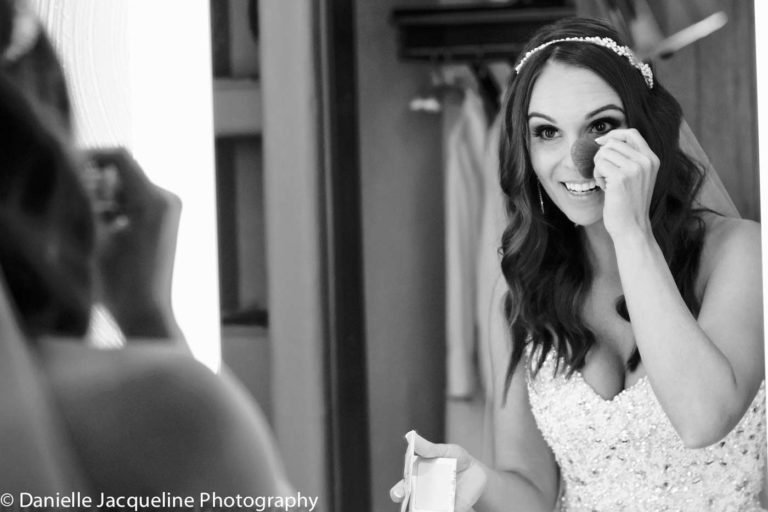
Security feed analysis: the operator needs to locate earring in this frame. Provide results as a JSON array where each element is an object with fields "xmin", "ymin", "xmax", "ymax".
[{"xmin": 537, "ymin": 181, "xmax": 545, "ymax": 214}]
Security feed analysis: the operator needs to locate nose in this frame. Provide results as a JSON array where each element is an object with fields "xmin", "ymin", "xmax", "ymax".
[{"xmin": 570, "ymin": 135, "xmax": 600, "ymax": 179}]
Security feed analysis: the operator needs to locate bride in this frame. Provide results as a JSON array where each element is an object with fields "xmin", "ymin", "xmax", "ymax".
[{"xmin": 392, "ymin": 17, "xmax": 765, "ymax": 511}]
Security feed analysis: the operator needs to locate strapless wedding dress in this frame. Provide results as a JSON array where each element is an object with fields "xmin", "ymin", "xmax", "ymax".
[{"xmin": 527, "ymin": 350, "xmax": 767, "ymax": 511}]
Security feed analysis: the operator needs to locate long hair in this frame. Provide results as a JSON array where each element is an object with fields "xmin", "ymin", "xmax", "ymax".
[
  {"xmin": 0, "ymin": 0, "xmax": 94, "ymax": 337},
  {"xmin": 500, "ymin": 18, "xmax": 706, "ymax": 388}
]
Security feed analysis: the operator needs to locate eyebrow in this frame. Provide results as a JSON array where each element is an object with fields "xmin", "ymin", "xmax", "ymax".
[
  {"xmin": 527, "ymin": 104, "xmax": 625, "ymax": 122},
  {"xmin": 585, "ymin": 104, "xmax": 625, "ymax": 118}
]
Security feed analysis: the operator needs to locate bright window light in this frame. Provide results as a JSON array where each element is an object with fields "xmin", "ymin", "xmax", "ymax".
[{"xmin": 33, "ymin": 0, "xmax": 221, "ymax": 370}]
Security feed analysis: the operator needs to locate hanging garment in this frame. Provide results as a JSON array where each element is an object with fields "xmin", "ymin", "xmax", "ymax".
[
  {"xmin": 473, "ymin": 113, "xmax": 518, "ymax": 464},
  {"xmin": 445, "ymin": 88, "xmax": 487, "ymax": 399},
  {"xmin": 475, "ymin": 114, "xmax": 506, "ymax": 398}
]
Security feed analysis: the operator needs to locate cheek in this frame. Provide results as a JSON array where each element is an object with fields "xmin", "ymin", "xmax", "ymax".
[{"xmin": 528, "ymin": 144, "xmax": 555, "ymax": 181}]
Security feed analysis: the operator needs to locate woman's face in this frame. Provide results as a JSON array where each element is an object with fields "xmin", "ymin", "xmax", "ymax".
[{"xmin": 527, "ymin": 60, "xmax": 627, "ymax": 226}]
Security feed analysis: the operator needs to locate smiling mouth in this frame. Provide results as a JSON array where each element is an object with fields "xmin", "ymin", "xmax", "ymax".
[{"xmin": 563, "ymin": 180, "xmax": 599, "ymax": 195}]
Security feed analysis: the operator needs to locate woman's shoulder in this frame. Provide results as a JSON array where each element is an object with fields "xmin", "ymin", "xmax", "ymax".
[
  {"xmin": 39, "ymin": 341, "xmax": 229, "ymax": 451},
  {"xmin": 698, "ymin": 214, "xmax": 761, "ymax": 289},
  {"xmin": 701, "ymin": 214, "xmax": 760, "ymax": 257},
  {"xmin": 38, "ymin": 340, "xmax": 284, "ymax": 494},
  {"xmin": 703, "ymin": 213, "xmax": 759, "ymax": 241},
  {"xmin": 39, "ymin": 340, "xmax": 219, "ymax": 400}
]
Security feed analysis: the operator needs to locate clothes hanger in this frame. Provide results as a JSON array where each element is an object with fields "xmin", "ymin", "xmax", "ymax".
[
  {"xmin": 409, "ymin": 56, "xmax": 460, "ymax": 113},
  {"xmin": 469, "ymin": 60, "xmax": 501, "ymax": 124}
]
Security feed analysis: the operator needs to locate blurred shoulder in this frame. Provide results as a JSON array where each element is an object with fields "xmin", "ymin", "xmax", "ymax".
[
  {"xmin": 38, "ymin": 341, "xmax": 242, "ymax": 493},
  {"xmin": 39, "ymin": 340, "xmax": 220, "ymax": 402}
]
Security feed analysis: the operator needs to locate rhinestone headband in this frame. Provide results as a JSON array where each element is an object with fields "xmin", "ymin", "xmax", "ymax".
[
  {"xmin": 514, "ymin": 36, "xmax": 654, "ymax": 89},
  {"xmin": 2, "ymin": 0, "xmax": 41, "ymax": 63}
]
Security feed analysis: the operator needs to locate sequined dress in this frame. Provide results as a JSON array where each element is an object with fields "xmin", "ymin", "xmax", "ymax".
[{"xmin": 526, "ymin": 350, "xmax": 767, "ymax": 511}]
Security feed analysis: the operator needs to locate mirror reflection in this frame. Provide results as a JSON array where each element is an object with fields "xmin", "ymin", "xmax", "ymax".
[{"xmin": 1, "ymin": 1, "xmax": 764, "ymax": 511}]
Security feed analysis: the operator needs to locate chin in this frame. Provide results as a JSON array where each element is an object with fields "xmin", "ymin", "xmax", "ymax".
[
  {"xmin": 571, "ymin": 217, "xmax": 603, "ymax": 228},
  {"xmin": 559, "ymin": 207, "xmax": 603, "ymax": 227}
]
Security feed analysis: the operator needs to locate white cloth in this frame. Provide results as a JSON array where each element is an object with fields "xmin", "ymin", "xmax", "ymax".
[
  {"xmin": 527, "ymin": 349, "xmax": 767, "ymax": 511},
  {"xmin": 445, "ymin": 89, "xmax": 487, "ymax": 398},
  {"xmin": 475, "ymin": 115, "xmax": 506, "ymax": 399},
  {"xmin": 472, "ymin": 114, "xmax": 514, "ymax": 465}
]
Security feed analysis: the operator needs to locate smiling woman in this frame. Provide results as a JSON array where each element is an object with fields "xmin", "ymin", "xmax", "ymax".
[
  {"xmin": 526, "ymin": 62, "xmax": 628, "ymax": 226},
  {"xmin": 391, "ymin": 16, "xmax": 765, "ymax": 512}
]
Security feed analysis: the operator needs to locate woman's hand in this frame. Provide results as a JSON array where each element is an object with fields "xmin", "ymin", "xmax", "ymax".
[
  {"xmin": 389, "ymin": 433, "xmax": 487, "ymax": 512},
  {"xmin": 593, "ymin": 128, "xmax": 659, "ymax": 240},
  {"xmin": 82, "ymin": 147, "xmax": 184, "ymax": 342}
]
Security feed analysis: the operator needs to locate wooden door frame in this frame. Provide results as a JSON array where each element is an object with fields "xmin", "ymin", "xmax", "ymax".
[{"xmin": 261, "ymin": 1, "xmax": 370, "ymax": 510}]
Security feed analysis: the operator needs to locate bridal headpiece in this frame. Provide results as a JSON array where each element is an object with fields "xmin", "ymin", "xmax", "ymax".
[{"xmin": 514, "ymin": 36, "xmax": 654, "ymax": 89}]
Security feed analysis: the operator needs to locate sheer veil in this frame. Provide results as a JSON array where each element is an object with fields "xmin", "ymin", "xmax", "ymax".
[{"xmin": 680, "ymin": 119, "xmax": 740, "ymax": 218}]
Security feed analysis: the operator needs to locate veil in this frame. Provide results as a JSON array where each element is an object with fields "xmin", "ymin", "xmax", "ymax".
[{"xmin": 680, "ymin": 119, "xmax": 740, "ymax": 218}]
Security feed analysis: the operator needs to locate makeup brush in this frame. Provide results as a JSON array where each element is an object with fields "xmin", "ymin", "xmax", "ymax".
[{"xmin": 571, "ymin": 135, "xmax": 600, "ymax": 179}]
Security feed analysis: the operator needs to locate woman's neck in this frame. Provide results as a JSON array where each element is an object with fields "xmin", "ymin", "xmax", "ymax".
[{"xmin": 582, "ymin": 221, "xmax": 620, "ymax": 279}]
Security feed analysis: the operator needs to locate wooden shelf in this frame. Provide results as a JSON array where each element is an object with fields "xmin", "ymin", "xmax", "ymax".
[{"xmin": 391, "ymin": 3, "xmax": 576, "ymax": 62}]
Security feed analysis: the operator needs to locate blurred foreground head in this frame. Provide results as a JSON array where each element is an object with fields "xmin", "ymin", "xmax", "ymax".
[{"xmin": 0, "ymin": 0, "xmax": 94, "ymax": 337}]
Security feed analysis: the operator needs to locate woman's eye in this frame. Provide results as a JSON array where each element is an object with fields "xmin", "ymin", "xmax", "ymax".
[
  {"xmin": 533, "ymin": 126, "xmax": 558, "ymax": 140},
  {"xmin": 590, "ymin": 118, "xmax": 618, "ymax": 134}
]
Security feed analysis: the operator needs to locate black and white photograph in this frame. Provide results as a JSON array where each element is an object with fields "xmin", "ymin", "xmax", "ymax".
[{"xmin": 0, "ymin": 1, "xmax": 766, "ymax": 511}]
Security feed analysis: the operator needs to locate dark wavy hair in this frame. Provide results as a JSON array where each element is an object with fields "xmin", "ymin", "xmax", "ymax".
[
  {"xmin": 0, "ymin": 0, "xmax": 94, "ymax": 337},
  {"xmin": 500, "ymin": 18, "xmax": 707, "ymax": 388}
]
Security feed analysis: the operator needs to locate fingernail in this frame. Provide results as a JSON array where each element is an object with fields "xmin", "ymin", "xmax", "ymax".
[{"xmin": 594, "ymin": 135, "xmax": 606, "ymax": 144}]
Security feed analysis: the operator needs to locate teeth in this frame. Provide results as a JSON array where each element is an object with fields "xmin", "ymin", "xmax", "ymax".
[{"xmin": 564, "ymin": 180, "xmax": 597, "ymax": 193}]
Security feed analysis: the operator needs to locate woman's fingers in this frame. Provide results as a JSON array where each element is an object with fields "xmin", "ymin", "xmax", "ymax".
[
  {"xmin": 597, "ymin": 141, "xmax": 655, "ymax": 172},
  {"xmin": 413, "ymin": 433, "xmax": 472, "ymax": 471},
  {"xmin": 593, "ymin": 144, "xmax": 655, "ymax": 192},
  {"xmin": 595, "ymin": 177, "xmax": 607, "ymax": 190},
  {"xmin": 596, "ymin": 129, "xmax": 659, "ymax": 172},
  {"xmin": 597, "ymin": 128, "xmax": 652, "ymax": 153},
  {"xmin": 414, "ymin": 434, "xmax": 457, "ymax": 458},
  {"xmin": 593, "ymin": 146, "xmax": 626, "ymax": 189},
  {"xmin": 595, "ymin": 146, "xmax": 634, "ymax": 172},
  {"xmin": 389, "ymin": 479, "xmax": 406, "ymax": 503},
  {"xmin": 87, "ymin": 147, "xmax": 152, "ymax": 200},
  {"xmin": 413, "ymin": 433, "xmax": 452, "ymax": 458},
  {"xmin": 393, "ymin": 433, "xmax": 487, "ymax": 511}
]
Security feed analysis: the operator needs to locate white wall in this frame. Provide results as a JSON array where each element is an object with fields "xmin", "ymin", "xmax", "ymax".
[
  {"xmin": 756, "ymin": 0, "xmax": 768, "ymax": 430},
  {"xmin": 259, "ymin": 0, "xmax": 328, "ymax": 506}
]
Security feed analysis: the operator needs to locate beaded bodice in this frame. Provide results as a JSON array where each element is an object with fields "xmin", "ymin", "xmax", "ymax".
[{"xmin": 527, "ymin": 350, "xmax": 767, "ymax": 511}]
